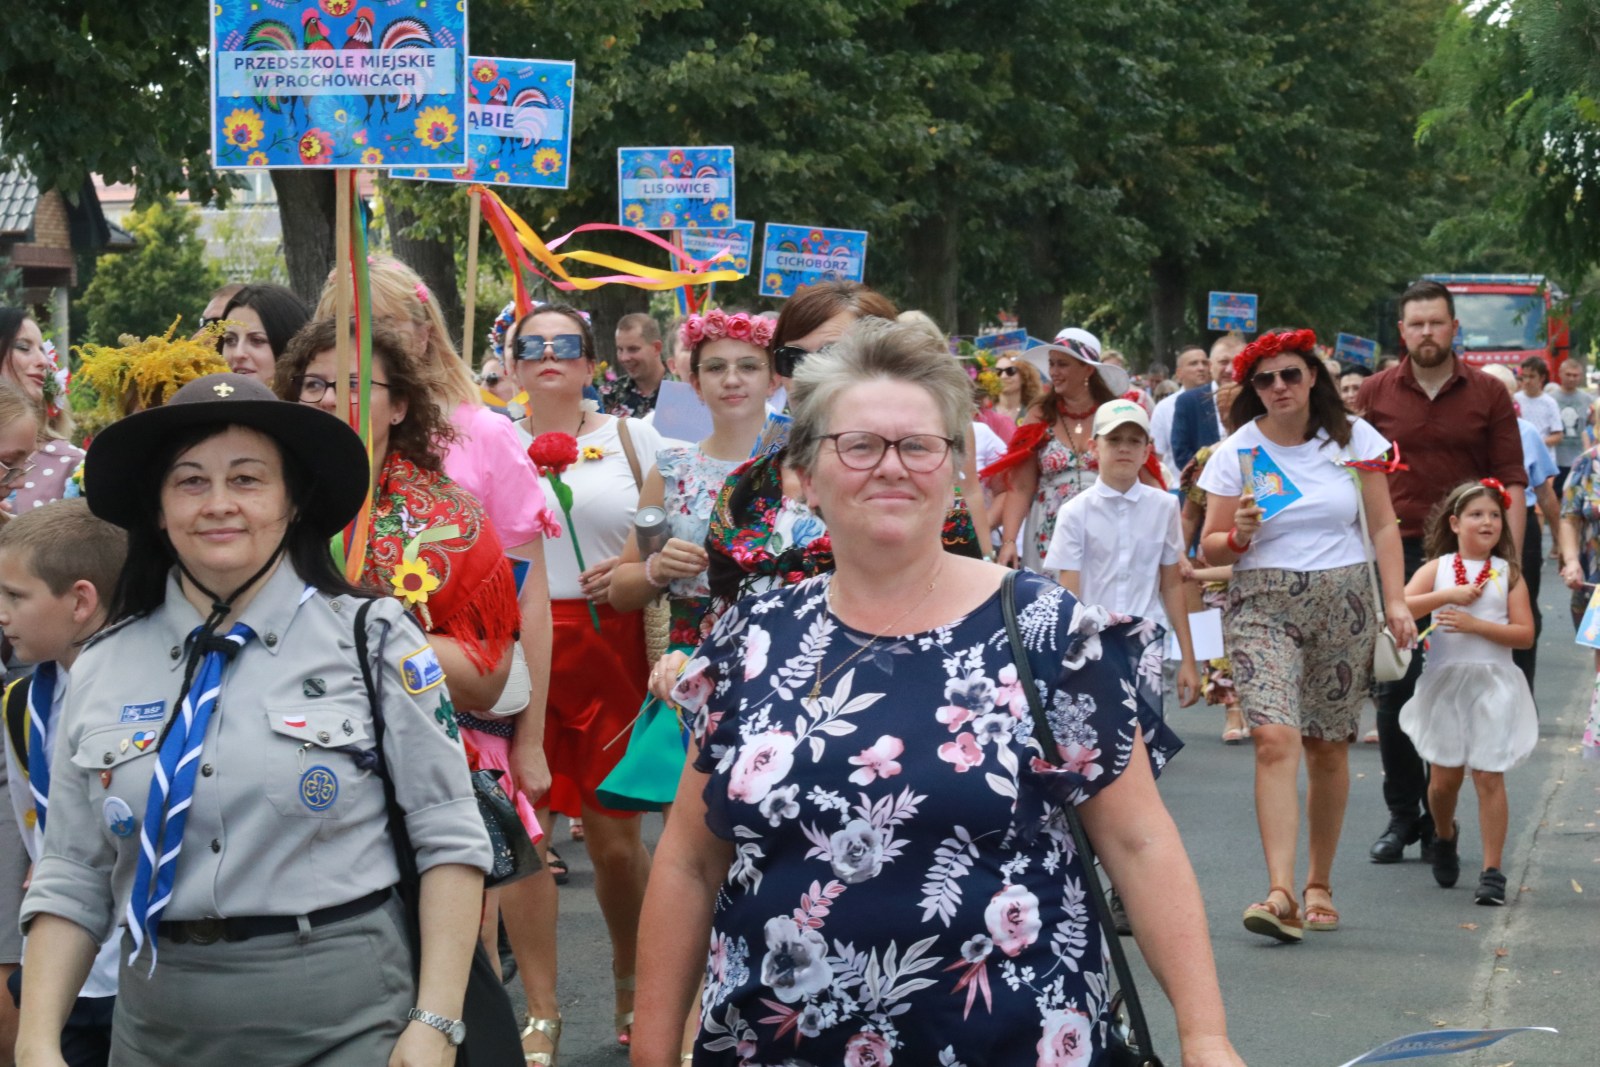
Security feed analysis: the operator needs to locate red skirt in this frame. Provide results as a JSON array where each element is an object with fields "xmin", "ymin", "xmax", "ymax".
[{"xmin": 544, "ymin": 599, "xmax": 648, "ymax": 818}]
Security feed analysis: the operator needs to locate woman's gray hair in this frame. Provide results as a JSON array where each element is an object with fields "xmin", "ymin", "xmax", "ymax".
[{"xmin": 788, "ymin": 316, "xmax": 973, "ymax": 472}]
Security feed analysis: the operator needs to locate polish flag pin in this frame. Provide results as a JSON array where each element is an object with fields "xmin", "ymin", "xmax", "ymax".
[{"xmin": 283, "ymin": 715, "xmax": 308, "ymax": 729}]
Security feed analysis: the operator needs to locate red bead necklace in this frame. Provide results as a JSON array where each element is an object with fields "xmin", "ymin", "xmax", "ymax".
[{"xmin": 1452, "ymin": 554, "xmax": 1493, "ymax": 588}]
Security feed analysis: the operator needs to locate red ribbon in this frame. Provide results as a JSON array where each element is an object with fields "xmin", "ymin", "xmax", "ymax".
[{"xmin": 1480, "ymin": 477, "xmax": 1513, "ymax": 511}]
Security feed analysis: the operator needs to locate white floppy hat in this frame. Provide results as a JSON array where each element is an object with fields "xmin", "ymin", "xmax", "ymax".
[{"xmin": 1022, "ymin": 327, "xmax": 1131, "ymax": 396}]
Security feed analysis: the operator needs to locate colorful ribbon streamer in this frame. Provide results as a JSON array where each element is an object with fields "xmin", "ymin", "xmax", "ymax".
[
  {"xmin": 1340, "ymin": 443, "xmax": 1409, "ymax": 475},
  {"xmin": 474, "ymin": 185, "xmax": 742, "ymax": 315},
  {"xmin": 336, "ymin": 169, "xmax": 377, "ymax": 585}
]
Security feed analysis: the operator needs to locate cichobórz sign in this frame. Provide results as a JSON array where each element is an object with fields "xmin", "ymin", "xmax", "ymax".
[{"xmin": 758, "ymin": 223, "xmax": 869, "ymax": 299}]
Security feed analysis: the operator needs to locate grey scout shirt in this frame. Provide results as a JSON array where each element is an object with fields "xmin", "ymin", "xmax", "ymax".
[{"xmin": 21, "ymin": 562, "xmax": 491, "ymax": 944}]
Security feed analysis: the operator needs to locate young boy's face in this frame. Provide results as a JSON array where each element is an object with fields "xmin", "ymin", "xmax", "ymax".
[
  {"xmin": 0, "ymin": 549, "xmax": 83, "ymax": 665},
  {"xmin": 1091, "ymin": 424, "xmax": 1151, "ymax": 480}
]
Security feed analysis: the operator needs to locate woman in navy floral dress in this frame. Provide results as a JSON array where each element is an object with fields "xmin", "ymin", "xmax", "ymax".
[{"xmin": 634, "ymin": 319, "xmax": 1245, "ymax": 1067}]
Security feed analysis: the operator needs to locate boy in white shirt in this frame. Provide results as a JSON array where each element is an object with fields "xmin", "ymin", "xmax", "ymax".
[{"xmin": 1045, "ymin": 399, "xmax": 1200, "ymax": 707}]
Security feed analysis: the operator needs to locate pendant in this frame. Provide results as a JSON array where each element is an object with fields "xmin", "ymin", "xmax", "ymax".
[
  {"xmin": 100, "ymin": 770, "xmax": 114, "ymax": 790},
  {"xmin": 808, "ymin": 676, "xmax": 822, "ymax": 700},
  {"xmin": 1074, "ymin": 424, "xmax": 1084, "ymax": 436}
]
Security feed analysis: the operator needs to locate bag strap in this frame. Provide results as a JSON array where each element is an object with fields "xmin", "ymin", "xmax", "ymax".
[
  {"xmin": 353, "ymin": 601, "xmax": 422, "ymax": 902},
  {"xmin": 2, "ymin": 676, "xmax": 29, "ymax": 765},
  {"xmin": 1350, "ymin": 468, "xmax": 1388, "ymax": 627},
  {"xmin": 1001, "ymin": 570, "xmax": 1160, "ymax": 1065},
  {"xmin": 615, "ymin": 417, "xmax": 644, "ymax": 490}
]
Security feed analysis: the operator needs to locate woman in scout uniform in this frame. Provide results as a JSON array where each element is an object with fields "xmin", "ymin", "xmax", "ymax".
[{"xmin": 16, "ymin": 373, "xmax": 492, "ymax": 1067}]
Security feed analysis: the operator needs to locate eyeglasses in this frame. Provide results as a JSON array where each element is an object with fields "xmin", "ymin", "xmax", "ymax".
[
  {"xmin": 482, "ymin": 373, "xmax": 502, "ymax": 386},
  {"xmin": 514, "ymin": 334, "xmax": 585, "ymax": 362},
  {"xmin": 699, "ymin": 358, "xmax": 768, "ymax": 377},
  {"xmin": 1249, "ymin": 366, "xmax": 1305, "ymax": 391},
  {"xmin": 293, "ymin": 375, "xmax": 391, "ymax": 403},
  {"xmin": 822, "ymin": 431, "xmax": 955, "ymax": 472},
  {"xmin": 997, "ymin": 366, "xmax": 1019, "ymax": 377},
  {"xmin": 0, "ymin": 459, "xmax": 34, "ymax": 489}
]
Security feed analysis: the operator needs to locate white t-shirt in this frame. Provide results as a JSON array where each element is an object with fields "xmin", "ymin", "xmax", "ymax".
[
  {"xmin": 972, "ymin": 420, "xmax": 1005, "ymax": 471},
  {"xmin": 1515, "ymin": 391, "xmax": 1562, "ymax": 440},
  {"xmin": 1043, "ymin": 479, "xmax": 1183, "ymax": 623},
  {"xmin": 1149, "ymin": 391, "xmax": 1181, "ymax": 469},
  {"xmin": 517, "ymin": 416, "xmax": 664, "ymax": 599},
  {"xmin": 1196, "ymin": 415, "xmax": 1391, "ymax": 572}
]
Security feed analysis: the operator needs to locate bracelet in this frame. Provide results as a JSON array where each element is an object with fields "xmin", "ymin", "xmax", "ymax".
[
  {"xmin": 1226, "ymin": 527, "xmax": 1251, "ymax": 554},
  {"xmin": 644, "ymin": 552, "xmax": 670, "ymax": 588}
]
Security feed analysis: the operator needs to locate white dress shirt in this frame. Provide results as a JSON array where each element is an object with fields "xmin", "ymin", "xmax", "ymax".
[
  {"xmin": 1149, "ymin": 392, "xmax": 1181, "ymax": 470},
  {"xmin": 1043, "ymin": 478, "xmax": 1183, "ymax": 623}
]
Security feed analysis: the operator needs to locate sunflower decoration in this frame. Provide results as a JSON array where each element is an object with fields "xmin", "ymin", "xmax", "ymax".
[
  {"xmin": 391, "ymin": 557, "xmax": 441, "ymax": 607},
  {"xmin": 71, "ymin": 316, "xmax": 230, "ymax": 437}
]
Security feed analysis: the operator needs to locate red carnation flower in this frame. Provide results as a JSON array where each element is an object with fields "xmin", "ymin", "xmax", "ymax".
[{"xmin": 528, "ymin": 432, "xmax": 580, "ymax": 475}]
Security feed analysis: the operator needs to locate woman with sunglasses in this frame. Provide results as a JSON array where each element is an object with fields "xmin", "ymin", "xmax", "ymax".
[
  {"xmin": 986, "ymin": 329, "xmax": 1130, "ymax": 577},
  {"xmin": 507, "ymin": 303, "xmax": 663, "ymax": 1061},
  {"xmin": 1197, "ymin": 329, "xmax": 1414, "ymax": 942},
  {"xmin": 981, "ymin": 354, "xmax": 1041, "ymax": 445}
]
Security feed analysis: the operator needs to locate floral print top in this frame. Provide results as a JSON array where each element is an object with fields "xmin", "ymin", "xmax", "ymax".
[
  {"xmin": 1561, "ymin": 445, "xmax": 1600, "ymax": 582},
  {"xmin": 598, "ymin": 371, "xmax": 659, "ymax": 420},
  {"xmin": 673, "ymin": 571, "xmax": 1179, "ymax": 1067},
  {"xmin": 1025, "ymin": 438, "xmax": 1097, "ymax": 576},
  {"xmin": 660, "ymin": 445, "xmax": 745, "ymax": 602}
]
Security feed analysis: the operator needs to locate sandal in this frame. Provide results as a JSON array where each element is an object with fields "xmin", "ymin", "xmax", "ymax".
[
  {"xmin": 1223, "ymin": 710, "xmax": 1247, "ymax": 745},
  {"xmin": 615, "ymin": 974, "xmax": 636, "ymax": 1047},
  {"xmin": 1303, "ymin": 882, "xmax": 1340, "ymax": 931},
  {"xmin": 1242, "ymin": 886, "xmax": 1303, "ymax": 943},
  {"xmin": 521, "ymin": 1015, "xmax": 562, "ymax": 1066},
  {"xmin": 1221, "ymin": 727, "xmax": 1247, "ymax": 745},
  {"xmin": 546, "ymin": 847, "xmax": 569, "ymax": 886}
]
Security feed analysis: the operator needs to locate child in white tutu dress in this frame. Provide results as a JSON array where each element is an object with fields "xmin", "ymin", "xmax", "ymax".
[{"xmin": 1400, "ymin": 480, "xmax": 1537, "ymax": 906}]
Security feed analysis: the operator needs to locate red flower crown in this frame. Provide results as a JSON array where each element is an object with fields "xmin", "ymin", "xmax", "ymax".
[{"xmin": 1231, "ymin": 329, "xmax": 1318, "ymax": 384}]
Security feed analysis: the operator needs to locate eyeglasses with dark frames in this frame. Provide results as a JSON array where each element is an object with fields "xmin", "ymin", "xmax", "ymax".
[
  {"xmin": 822, "ymin": 431, "xmax": 956, "ymax": 472},
  {"xmin": 293, "ymin": 375, "xmax": 391, "ymax": 403}
]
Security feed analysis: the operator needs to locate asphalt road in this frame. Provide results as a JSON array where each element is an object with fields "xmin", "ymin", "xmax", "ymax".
[{"xmin": 522, "ymin": 555, "xmax": 1599, "ymax": 1066}]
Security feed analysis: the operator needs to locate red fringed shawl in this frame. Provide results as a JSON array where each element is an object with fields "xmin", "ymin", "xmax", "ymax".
[
  {"xmin": 362, "ymin": 453, "xmax": 520, "ymax": 675},
  {"xmin": 978, "ymin": 420, "xmax": 1167, "ymax": 491}
]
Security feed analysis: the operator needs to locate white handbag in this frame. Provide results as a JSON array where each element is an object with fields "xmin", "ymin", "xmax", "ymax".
[{"xmin": 1354, "ymin": 473, "xmax": 1412, "ymax": 683}]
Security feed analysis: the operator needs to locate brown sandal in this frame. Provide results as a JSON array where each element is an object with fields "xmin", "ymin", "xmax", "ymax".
[
  {"xmin": 1303, "ymin": 882, "xmax": 1339, "ymax": 931},
  {"xmin": 1243, "ymin": 886, "xmax": 1303, "ymax": 943}
]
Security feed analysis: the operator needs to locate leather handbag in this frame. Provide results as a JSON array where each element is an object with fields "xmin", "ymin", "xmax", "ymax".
[
  {"xmin": 1001, "ymin": 572, "xmax": 1165, "ymax": 1067},
  {"xmin": 1352, "ymin": 473, "xmax": 1412, "ymax": 683},
  {"xmin": 355, "ymin": 601, "xmax": 526, "ymax": 1066},
  {"xmin": 472, "ymin": 768, "xmax": 541, "ymax": 888}
]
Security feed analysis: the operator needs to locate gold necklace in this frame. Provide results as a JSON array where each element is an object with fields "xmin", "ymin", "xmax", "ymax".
[{"xmin": 810, "ymin": 566, "xmax": 943, "ymax": 700}]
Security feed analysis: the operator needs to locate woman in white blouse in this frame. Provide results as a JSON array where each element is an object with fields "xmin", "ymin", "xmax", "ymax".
[{"xmin": 510, "ymin": 304, "xmax": 662, "ymax": 1061}]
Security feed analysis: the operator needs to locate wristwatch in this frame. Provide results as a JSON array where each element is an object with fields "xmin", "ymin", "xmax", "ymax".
[{"xmin": 407, "ymin": 1008, "xmax": 466, "ymax": 1046}]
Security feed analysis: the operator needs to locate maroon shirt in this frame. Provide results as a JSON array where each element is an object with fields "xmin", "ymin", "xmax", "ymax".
[{"xmin": 1355, "ymin": 358, "xmax": 1526, "ymax": 538}]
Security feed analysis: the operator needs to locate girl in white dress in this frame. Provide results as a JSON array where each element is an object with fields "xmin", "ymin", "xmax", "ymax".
[{"xmin": 1400, "ymin": 480, "xmax": 1537, "ymax": 905}]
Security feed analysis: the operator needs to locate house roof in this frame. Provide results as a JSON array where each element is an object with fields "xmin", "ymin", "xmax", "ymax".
[{"xmin": 0, "ymin": 168, "xmax": 41, "ymax": 237}]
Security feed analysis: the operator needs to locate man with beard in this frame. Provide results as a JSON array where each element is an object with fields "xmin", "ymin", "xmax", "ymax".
[{"xmin": 1356, "ymin": 279, "xmax": 1526, "ymax": 864}]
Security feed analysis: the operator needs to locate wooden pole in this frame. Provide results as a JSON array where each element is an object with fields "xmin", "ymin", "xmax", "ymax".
[
  {"xmin": 463, "ymin": 188, "xmax": 481, "ymax": 369},
  {"xmin": 334, "ymin": 169, "xmax": 353, "ymax": 423}
]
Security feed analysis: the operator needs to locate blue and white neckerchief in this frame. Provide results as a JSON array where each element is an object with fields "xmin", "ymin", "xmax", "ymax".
[{"xmin": 25, "ymin": 662, "xmax": 58, "ymax": 832}]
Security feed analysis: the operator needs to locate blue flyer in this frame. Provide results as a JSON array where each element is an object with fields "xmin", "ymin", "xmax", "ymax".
[
  {"xmin": 1577, "ymin": 587, "xmax": 1600, "ymax": 649},
  {"xmin": 1334, "ymin": 1026, "xmax": 1556, "ymax": 1066},
  {"xmin": 1240, "ymin": 446, "xmax": 1302, "ymax": 521},
  {"xmin": 678, "ymin": 221, "xmax": 755, "ymax": 276},
  {"xmin": 211, "ymin": 0, "xmax": 467, "ymax": 169},
  {"xmin": 617, "ymin": 146, "xmax": 736, "ymax": 230},
  {"xmin": 1335, "ymin": 332, "xmax": 1379, "ymax": 369},
  {"xmin": 401, "ymin": 56, "xmax": 575, "ymax": 188},
  {"xmin": 974, "ymin": 329, "xmax": 1028, "ymax": 352},
  {"xmin": 1208, "ymin": 291, "xmax": 1259, "ymax": 333},
  {"xmin": 759, "ymin": 223, "xmax": 869, "ymax": 299}
]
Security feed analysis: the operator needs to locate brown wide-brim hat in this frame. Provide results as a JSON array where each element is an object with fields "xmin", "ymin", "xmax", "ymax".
[{"xmin": 85, "ymin": 372, "xmax": 369, "ymax": 537}]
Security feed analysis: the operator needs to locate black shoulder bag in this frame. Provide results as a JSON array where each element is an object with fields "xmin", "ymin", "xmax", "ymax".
[
  {"xmin": 354, "ymin": 600, "xmax": 525, "ymax": 1067},
  {"xmin": 1000, "ymin": 571, "xmax": 1165, "ymax": 1067}
]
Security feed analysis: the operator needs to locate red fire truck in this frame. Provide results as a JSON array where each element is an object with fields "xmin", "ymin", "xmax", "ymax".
[{"xmin": 1421, "ymin": 273, "xmax": 1570, "ymax": 373}]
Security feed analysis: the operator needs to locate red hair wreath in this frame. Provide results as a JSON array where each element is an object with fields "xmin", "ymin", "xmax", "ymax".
[{"xmin": 1231, "ymin": 329, "xmax": 1318, "ymax": 385}]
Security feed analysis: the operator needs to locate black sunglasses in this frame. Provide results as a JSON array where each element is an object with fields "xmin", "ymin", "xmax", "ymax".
[
  {"xmin": 482, "ymin": 373, "xmax": 502, "ymax": 386},
  {"xmin": 1250, "ymin": 366, "xmax": 1305, "ymax": 391},
  {"xmin": 772, "ymin": 344, "xmax": 810, "ymax": 378},
  {"xmin": 997, "ymin": 366, "xmax": 1019, "ymax": 377}
]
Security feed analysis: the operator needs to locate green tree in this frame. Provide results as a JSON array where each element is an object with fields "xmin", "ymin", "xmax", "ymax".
[{"xmin": 82, "ymin": 199, "xmax": 221, "ymax": 343}]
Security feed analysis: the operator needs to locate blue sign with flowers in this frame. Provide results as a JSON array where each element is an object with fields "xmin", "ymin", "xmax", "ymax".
[
  {"xmin": 617, "ymin": 147, "xmax": 736, "ymax": 230},
  {"xmin": 759, "ymin": 223, "xmax": 869, "ymax": 299},
  {"xmin": 210, "ymin": 0, "xmax": 467, "ymax": 169},
  {"xmin": 678, "ymin": 221, "xmax": 754, "ymax": 276},
  {"xmin": 401, "ymin": 56, "xmax": 574, "ymax": 187}
]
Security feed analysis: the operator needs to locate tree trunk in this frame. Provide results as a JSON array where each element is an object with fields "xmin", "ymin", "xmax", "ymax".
[
  {"xmin": 272, "ymin": 171, "xmax": 338, "ymax": 308},
  {"xmin": 1015, "ymin": 223, "xmax": 1062, "ymax": 340},
  {"xmin": 388, "ymin": 199, "xmax": 466, "ymax": 358},
  {"xmin": 903, "ymin": 208, "xmax": 960, "ymax": 331},
  {"xmin": 1148, "ymin": 252, "xmax": 1189, "ymax": 362}
]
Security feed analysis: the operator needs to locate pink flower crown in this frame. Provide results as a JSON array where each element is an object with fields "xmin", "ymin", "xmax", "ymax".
[{"xmin": 680, "ymin": 309, "xmax": 775, "ymax": 350}]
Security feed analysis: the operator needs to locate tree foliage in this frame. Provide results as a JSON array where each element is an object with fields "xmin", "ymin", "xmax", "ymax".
[{"xmin": 81, "ymin": 199, "xmax": 220, "ymax": 343}]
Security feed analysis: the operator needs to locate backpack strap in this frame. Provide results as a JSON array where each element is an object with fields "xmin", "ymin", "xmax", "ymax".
[
  {"xmin": 3, "ymin": 675, "xmax": 31, "ymax": 764},
  {"xmin": 614, "ymin": 417, "xmax": 644, "ymax": 490}
]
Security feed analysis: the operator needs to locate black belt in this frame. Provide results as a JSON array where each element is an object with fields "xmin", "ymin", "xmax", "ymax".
[{"xmin": 158, "ymin": 887, "xmax": 391, "ymax": 945}]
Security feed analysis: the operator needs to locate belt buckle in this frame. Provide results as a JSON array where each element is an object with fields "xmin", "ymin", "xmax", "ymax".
[{"xmin": 187, "ymin": 918, "xmax": 225, "ymax": 945}]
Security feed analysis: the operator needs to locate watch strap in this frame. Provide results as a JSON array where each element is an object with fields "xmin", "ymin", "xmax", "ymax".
[{"xmin": 406, "ymin": 1008, "xmax": 465, "ymax": 1045}]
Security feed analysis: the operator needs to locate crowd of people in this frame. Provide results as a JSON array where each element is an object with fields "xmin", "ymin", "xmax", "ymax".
[{"xmin": 0, "ymin": 270, "xmax": 1588, "ymax": 1066}]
